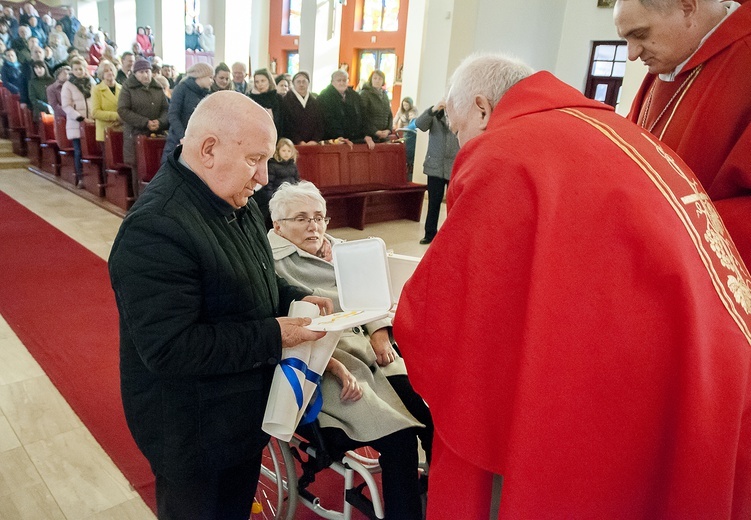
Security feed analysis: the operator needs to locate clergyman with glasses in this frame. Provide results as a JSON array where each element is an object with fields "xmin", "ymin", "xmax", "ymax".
[{"xmin": 108, "ymin": 91, "xmax": 333, "ymax": 520}]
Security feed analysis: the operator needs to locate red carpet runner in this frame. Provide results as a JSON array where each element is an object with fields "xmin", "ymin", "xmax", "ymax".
[
  {"xmin": 0, "ymin": 192, "xmax": 157, "ymax": 510},
  {"xmin": 0, "ymin": 192, "xmax": 374, "ymax": 519}
]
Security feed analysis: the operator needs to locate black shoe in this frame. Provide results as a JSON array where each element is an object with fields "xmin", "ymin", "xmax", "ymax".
[{"xmin": 419, "ymin": 237, "xmax": 433, "ymax": 245}]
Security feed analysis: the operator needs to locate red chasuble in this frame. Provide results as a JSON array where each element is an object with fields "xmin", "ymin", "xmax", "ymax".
[
  {"xmin": 394, "ymin": 71, "xmax": 751, "ymax": 519},
  {"xmin": 628, "ymin": 1, "xmax": 751, "ymax": 265}
]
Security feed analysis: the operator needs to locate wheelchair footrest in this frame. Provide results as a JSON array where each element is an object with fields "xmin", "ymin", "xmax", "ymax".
[{"xmin": 345, "ymin": 482, "xmax": 379, "ymax": 520}]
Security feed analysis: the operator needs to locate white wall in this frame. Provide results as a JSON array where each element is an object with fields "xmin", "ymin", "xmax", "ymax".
[
  {"xmin": 409, "ymin": 0, "xmax": 464, "ymax": 184},
  {"xmin": 155, "ymin": 0, "xmax": 186, "ymax": 71},
  {"xmin": 98, "ymin": 0, "xmax": 112, "ymax": 36},
  {"xmin": 113, "ymin": 0, "xmax": 137, "ymax": 54},
  {"xmin": 218, "ymin": 0, "xmax": 252, "ymax": 69},
  {"xmin": 554, "ymin": 2, "xmax": 620, "ymax": 91},
  {"xmin": 617, "ymin": 58, "xmax": 647, "ymax": 116},
  {"xmin": 310, "ymin": 0, "xmax": 342, "ymax": 93},
  {"xmin": 76, "ymin": 0, "xmax": 100, "ymax": 31},
  {"xmin": 135, "ymin": 0, "xmax": 156, "ymax": 31},
  {"xmin": 472, "ymin": 0, "xmax": 568, "ymax": 72},
  {"xmin": 250, "ymin": 0, "xmax": 270, "ymax": 72}
]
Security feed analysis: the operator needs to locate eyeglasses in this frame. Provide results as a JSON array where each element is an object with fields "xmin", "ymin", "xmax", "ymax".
[{"xmin": 280, "ymin": 216, "xmax": 331, "ymax": 226}]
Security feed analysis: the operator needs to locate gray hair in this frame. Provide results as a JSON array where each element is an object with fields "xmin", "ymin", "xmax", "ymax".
[
  {"xmin": 620, "ymin": 0, "xmax": 705, "ymax": 11},
  {"xmin": 632, "ymin": 0, "xmax": 678, "ymax": 10},
  {"xmin": 331, "ymin": 69, "xmax": 348, "ymax": 81},
  {"xmin": 446, "ymin": 53, "xmax": 534, "ymax": 115},
  {"xmin": 269, "ymin": 181, "xmax": 327, "ymax": 223},
  {"xmin": 187, "ymin": 62, "xmax": 214, "ymax": 79}
]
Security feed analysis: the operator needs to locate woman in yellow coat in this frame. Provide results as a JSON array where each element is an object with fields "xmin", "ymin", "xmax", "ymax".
[{"xmin": 91, "ymin": 60, "xmax": 121, "ymax": 141}]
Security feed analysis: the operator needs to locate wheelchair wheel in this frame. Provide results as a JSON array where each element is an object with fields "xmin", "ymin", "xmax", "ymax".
[{"xmin": 252, "ymin": 439, "xmax": 298, "ymax": 520}]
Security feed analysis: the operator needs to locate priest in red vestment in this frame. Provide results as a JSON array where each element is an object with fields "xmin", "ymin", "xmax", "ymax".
[
  {"xmin": 393, "ymin": 53, "xmax": 751, "ymax": 519},
  {"xmin": 615, "ymin": 0, "xmax": 751, "ymax": 265}
]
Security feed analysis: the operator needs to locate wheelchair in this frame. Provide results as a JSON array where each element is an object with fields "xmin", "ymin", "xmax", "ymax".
[{"xmin": 251, "ymin": 425, "xmax": 390, "ymax": 520}]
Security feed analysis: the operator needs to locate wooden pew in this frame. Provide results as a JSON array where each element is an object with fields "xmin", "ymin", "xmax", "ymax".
[
  {"xmin": 22, "ymin": 105, "xmax": 41, "ymax": 167},
  {"xmin": 0, "ymin": 85, "xmax": 9, "ymax": 139},
  {"xmin": 104, "ymin": 128, "xmax": 134, "ymax": 211},
  {"xmin": 79, "ymin": 121, "xmax": 104, "ymax": 197},
  {"xmin": 39, "ymin": 113, "xmax": 60, "ymax": 175},
  {"xmin": 53, "ymin": 116, "xmax": 76, "ymax": 185},
  {"xmin": 5, "ymin": 91, "xmax": 27, "ymax": 157},
  {"xmin": 135, "ymin": 134, "xmax": 166, "ymax": 192},
  {"xmin": 295, "ymin": 142, "xmax": 426, "ymax": 230}
]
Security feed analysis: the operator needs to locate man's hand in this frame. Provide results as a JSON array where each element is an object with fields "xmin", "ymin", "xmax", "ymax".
[
  {"xmin": 147, "ymin": 119, "xmax": 160, "ymax": 131},
  {"xmin": 432, "ymin": 100, "xmax": 447, "ymax": 113},
  {"xmin": 364, "ymin": 135, "xmax": 375, "ymax": 150},
  {"xmin": 369, "ymin": 328, "xmax": 397, "ymax": 366},
  {"xmin": 302, "ymin": 295, "xmax": 334, "ymax": 316},
  {"xmin": 276, "ymin": 317, "xmax": 325, "ymax": 348},
  {"xmin": 375, "ymin": 129, "xmax": 390, "ymax": 139}
]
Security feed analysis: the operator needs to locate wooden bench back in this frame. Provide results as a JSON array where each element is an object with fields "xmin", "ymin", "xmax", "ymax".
[
  {"xmin": 79, "ymin": 120, "xmax": 101, "ymax": 158},
  {"xmin": 104, "ymin": 128, "xmax": 126, "ymax": 169},
  {"xmin": 53, "ymin": 116, "xmax": 73, "ymax": 150},
  {"xmin": 296, "ymin": 142, "xmax": 408, "ymax": 188},
  {"xmin": 22, "ymin": 105, "xmax": 37, "ymax": 138},
  {"xmin": 39, "ymin": 113, "xmax": 56, "ymax": 143},
  {"xmin": 135, "ymin": 135, "xmax": 166, "ymax": 183},
  {"xmin": 5, "ymin": 92, "xmax": 22, "ymax": 129}
]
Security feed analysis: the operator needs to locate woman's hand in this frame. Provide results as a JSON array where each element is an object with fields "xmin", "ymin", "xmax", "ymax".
[
  {"xmin": 316, "ymin": 237, "xmax": 333, "ymax": 262},
  {"xmin": 369, "ymin": 328, "xmax": 397, "ymax": 367},
  {"xmin": 327, "ymin": 358, "xmax": 362, "ymax": 402},
  {"xmin": 301, "ymin": 295, "xmax": 334, "ymax": 316},
  {"xmin": 375, "ymin": 129, "xmax": 390, "ymax": 139}
]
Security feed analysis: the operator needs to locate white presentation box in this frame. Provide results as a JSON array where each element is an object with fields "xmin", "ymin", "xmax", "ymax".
[{"xmin": 307, "ymin": 238, "xmax": 419, "ymax": 332}]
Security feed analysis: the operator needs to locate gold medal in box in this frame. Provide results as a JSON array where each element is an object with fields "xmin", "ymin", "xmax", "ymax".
[{"xmin": 307, "ymin": 238, "xmax": 418, "ymax": 331}]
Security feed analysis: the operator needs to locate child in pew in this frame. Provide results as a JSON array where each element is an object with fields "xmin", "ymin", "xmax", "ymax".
[{"xmin": 253, "ymin": 137, "xmax": 301, "ymax": 229}]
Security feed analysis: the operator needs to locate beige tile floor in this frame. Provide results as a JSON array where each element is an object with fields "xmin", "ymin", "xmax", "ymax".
[{"xmin": 0, "ymin": 166, "xmax": 446, "ymax": 519}]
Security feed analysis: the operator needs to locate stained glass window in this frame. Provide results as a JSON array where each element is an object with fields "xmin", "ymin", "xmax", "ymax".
[
  {"xmin": 358, "ymin": 50, "xmax": 396, "ymax": 100},
  {"xmin": 361, "ymin": 0, "xmax": 399, "ymax": 32},
  {"xmin": 287, "ymin": 0, "xmax": 302, "ymax": 35},
  {"xmin": 287, "ymin": 52, "xmax": 300, "ymax": 75}
]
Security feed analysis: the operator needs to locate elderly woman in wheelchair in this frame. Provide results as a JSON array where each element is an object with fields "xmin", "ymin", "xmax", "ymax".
[{"xmin": 266, "ymin": 181, "xmax": 433, "ymax": 520}]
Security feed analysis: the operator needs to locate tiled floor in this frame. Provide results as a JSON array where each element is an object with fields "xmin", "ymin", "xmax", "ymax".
[{"xmin": 0, "ymin": 165, "xmax": 445, "ymax": 519}]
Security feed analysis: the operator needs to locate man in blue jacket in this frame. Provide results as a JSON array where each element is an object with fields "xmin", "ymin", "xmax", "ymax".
[{"xmin": 109, "ymin": 91, "xmax": 333, "ymax": 520}]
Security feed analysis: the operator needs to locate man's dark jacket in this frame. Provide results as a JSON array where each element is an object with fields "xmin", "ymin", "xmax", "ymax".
[
  {"xmin": 109, "ymin": 148, "xmax": 310, "ymax": 480},
  {"xmin": 317, "ymin": 84, "xmax": 369, "ymax": 142}
]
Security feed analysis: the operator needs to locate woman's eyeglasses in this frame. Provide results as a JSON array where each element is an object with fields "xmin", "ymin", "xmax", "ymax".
[{"xmin": 280, "ymin": 216, "xmax": 331, "ymax": 226}]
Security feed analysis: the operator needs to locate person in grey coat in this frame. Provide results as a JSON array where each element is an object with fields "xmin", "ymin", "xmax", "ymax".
[
  {"xmin": 268, "ymin": 181, "xmax": 432, "ymax": 520},
  {"xmin": 414, "ymin": 101, "xmax": 460, "ymax": 244},
  {"xmin": 117, "ymin": 58, "xmax": 169, "ymax": 197},
  {"xmin": 161, "ymin": 62, "xmax": 214, "ymax": 163}
]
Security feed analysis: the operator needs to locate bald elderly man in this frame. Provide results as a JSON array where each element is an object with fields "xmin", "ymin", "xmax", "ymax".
[{"xmin": 109, "ymin": 91, "xmax": 333, "ymax": 520}]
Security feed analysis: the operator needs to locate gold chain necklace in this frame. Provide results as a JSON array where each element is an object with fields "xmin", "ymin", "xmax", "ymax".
[{"xmin": 640, "ymin": 65, "xmax": 703, "ymax": 134}]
